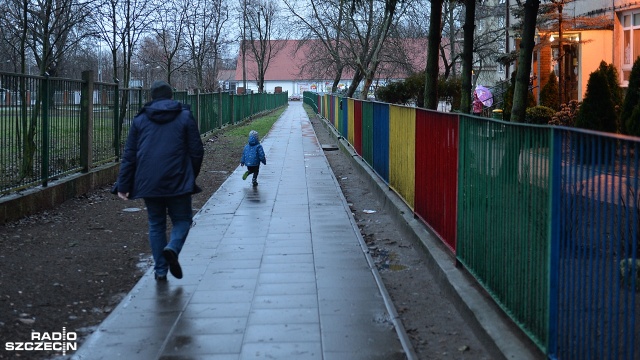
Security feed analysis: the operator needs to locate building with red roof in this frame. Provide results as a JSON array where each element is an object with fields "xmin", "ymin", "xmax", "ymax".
[{"xmin": 234, "ymin": 39, "xmax": 429, "ymax": 95}]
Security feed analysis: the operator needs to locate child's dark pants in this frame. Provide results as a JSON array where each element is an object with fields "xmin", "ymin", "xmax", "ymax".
[{"xmin": 247, "ymin": 165, "xmax": 260, "ymax": 181}]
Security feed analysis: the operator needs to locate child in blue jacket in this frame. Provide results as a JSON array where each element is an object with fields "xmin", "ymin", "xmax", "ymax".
[{"xmin": 240, "ymin": 130, "xmax": 266, "ymax": 186}]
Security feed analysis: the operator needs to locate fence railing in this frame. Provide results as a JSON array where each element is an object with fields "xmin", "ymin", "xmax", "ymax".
[
  {"xmin": 306, "ymin": 91, "xmax": 639, "ymax": 360},
  {"xmin": 0, "ymin": 71, "xmax": 288, "ymax": 196}
]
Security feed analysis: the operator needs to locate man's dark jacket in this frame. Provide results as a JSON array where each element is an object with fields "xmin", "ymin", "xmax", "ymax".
[{"xmin": 116, "ymin": 98, "xmax": 204, "ymax": 199}]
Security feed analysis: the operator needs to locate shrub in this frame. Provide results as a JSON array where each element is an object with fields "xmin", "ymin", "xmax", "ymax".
[
  {"xmin": 404, "ymin": 71, "xmax": 426, "ymax": 107},
  {"xmin": 598, "ymin": 61, "xmax": 624, "ymax": 132},
  {"xmin": 376, "ymin": 81, "xmax": 412, "ymax": 104},
  {"xmin": 376, "ymin": 71, "xmax": 426, "ymax": 106},
  {"xmin": 525, "ymin": 106, "xmax": 556, "ymax": 124},
  {"xmin": 540, "ymin": 71, "xmax": 560, "ymax": 111},
  {"xmin": 550, "ymin": 100, "xmax": 581, "ymax": 127},
  {"xmin": 575, "ymin": 69, "xmax": 616, "ymax": 133},
  {"xmin": 621, "ymin": 57, "xmax": 640, "ymax": 136}
]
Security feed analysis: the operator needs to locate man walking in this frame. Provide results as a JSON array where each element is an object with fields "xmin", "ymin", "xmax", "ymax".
[{"xmin": 115, "ymin": 80, "xmax": 204, "ymax": 281}]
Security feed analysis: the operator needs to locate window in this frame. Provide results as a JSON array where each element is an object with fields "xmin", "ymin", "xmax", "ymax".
[{"xmin": 620, "ymin": 10, "xmax": 640, "ymax": 85}]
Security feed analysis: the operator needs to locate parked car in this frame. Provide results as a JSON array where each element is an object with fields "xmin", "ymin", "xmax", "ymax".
[{"xmin": 289, "ymin": 94, "xmax": 301, "ymax": 101}]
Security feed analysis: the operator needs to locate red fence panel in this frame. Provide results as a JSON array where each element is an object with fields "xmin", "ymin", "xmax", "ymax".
[
  {"xmin": 353, "ymin": 100, "xmax": 363, "ymax": 155},
  {"xmin": 414, "ymin": 109, "xmax": 459, "ymax": 252}
]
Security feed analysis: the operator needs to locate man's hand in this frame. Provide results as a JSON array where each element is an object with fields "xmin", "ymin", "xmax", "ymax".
[{"xmin": 118, "ymin": 192, "xmax": 129, "ymax": 200}]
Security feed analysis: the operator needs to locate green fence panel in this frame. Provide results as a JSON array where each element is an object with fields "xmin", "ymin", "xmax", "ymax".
[
  {"xmin": 362, "ymin": 101, "xmax": 374, "ymax": 165},
  {"xmin": 221, "ymin": 92, "xmax": 231, "ymax": 127},
  {"xmin": 457, "ymin": 115, "xmax": 552, "ymax": 353},
  {"xmin": 93, "ymin": 82, "xmax": 119, "ymax": 166}
]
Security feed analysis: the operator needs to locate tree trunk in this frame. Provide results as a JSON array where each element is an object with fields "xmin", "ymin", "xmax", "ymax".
[
  {"xmin": 557, "ymin": 4, "xmax": 564, "ymax": 105},
  {"xmin": 361, "ymin": 75, "xmax": 373, "ymax": 100},
  {"xmin": 449, "ymin": 3, "xmax": 456, "ymax": 78},
  {"xmin": 460, "ymin": 0, "xmax": 476, "ymax": 113},
  {"xmin": 346, "ymin": 68, "xmax": 363, "ymax": 98},
  {"xmin": 331, "ymin": 66, "xmax": 344, "ymax": 93},
  {"xmin": 424, "ymin": 0, "xmax": 443, "ymax": 110},
  {"xmin": 511, "ymin": 0, "xmax": 540, "ymax": 123}
]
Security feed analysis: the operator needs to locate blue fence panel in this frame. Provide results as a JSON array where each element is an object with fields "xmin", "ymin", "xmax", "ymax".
[
  {"xmin": 553, "ymin": 128, "xmax": 639, "ymax": 360},
  {"xmin": 341, "ymin": 97, "xmax": 348, "ymax": 137},
  {"xmin": 372, "ymin": 102, "xmax": 390, "ymax": 183}
]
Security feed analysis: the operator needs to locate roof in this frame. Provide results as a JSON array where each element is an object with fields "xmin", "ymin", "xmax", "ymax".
[
  {"xmin": 217, "ymin": 69, "xmax": 236, "ymax": 82},
  {"xmin": 234, "ymin": 39, "xmax": 430, "ymax": 82}
]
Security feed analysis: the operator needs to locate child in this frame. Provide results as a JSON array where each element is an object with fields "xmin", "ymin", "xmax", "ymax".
[{"xmin": 240, "ymin": 130, "xmax": 266, "ymax": 186}]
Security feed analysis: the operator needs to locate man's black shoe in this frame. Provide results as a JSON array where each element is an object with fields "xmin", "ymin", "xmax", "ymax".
[
  {"xmin": 162, "ymin": 248, "xmax": 183, "ymax": 279},
  {"xmin": 155, "ymin": 273, "xmax": 167, "ymax": 281}
]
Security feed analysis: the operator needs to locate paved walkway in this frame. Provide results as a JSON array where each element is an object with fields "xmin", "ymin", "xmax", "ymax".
[{"xmin": 72, "ymin": 102, "xmax": 413, "ymax": 359}]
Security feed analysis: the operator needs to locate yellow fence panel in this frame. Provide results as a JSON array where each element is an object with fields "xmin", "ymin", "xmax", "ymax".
[{"xmin": 389, "ymin": 105, "xmax": 416, "ymax": 209}]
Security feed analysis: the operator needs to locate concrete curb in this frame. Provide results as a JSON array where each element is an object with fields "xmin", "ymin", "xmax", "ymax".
[{"xmin": 316, "ymin": 114, "xmax": 544, "ymax": 360}]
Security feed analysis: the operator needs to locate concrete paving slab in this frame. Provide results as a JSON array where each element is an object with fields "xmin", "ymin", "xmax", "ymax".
[{"xmin": 72, "ymin": 102, "xmax": 411, "ymax": 359}]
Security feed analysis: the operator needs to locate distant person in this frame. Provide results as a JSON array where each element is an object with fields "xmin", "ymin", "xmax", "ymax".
[
  {"xmin": 115, "ymin": 80, "xmax": 204, "ymax": 281},
  {"xmin": 473, "ymin": 92, "xmax": 483, "ymax": 116},
  {"xmin": 240, "ymin": 130, "xmax": 266, "ymax": 186}
]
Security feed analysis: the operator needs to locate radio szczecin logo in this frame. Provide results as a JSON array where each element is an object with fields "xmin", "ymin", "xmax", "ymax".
[{"xmin": 5, "ymin": 327, "xmax": 77, "ymax": 355}]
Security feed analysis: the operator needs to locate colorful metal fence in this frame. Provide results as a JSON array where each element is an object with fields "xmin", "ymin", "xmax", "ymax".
[{"xmin": 307, "ymin": 93, "xmax": 639, "ymax": 360}]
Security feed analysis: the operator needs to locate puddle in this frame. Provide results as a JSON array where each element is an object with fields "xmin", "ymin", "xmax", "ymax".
[
  {"xmin": 137, "ymin": 253, "xmax": 153, "ymax": 272},
  {"xmin": 388, "ymin": 264, "xmax": 408, "ymax": 271}
]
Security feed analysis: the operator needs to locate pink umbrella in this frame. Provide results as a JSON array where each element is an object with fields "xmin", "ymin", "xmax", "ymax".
[{"xmin": 474, "ymin": 85, "xmax": 493, "ymax": 107}]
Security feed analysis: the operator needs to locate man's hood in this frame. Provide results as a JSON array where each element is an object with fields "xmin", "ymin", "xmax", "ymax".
[{"xmin": 143, "ymin": 99, "xmax": 183, "ymax": 124}]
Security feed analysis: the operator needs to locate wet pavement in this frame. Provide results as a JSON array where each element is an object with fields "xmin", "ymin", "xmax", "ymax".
[{"xmin": 72, "ymin": 102, "xmax": 412, "ymax": 359}]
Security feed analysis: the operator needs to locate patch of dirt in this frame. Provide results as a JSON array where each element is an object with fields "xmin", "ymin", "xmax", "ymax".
[
  {"xmin": 0, "ymin": 133, "xmax": 242, "ymax": 360},
  {"xmin": 0, "ymin": 108, "xmax": 494, "ymax": 359}
]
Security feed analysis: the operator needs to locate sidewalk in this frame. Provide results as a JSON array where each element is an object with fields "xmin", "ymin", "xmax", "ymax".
[{"xmin": 72, "ymin": 102, "xmax": 413, "ymax": 359}]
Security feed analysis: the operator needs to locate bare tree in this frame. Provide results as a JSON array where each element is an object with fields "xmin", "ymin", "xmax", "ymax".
[
  {"xmin": 473, "ymin": 1, "xmax": 507, "ymax": 84},
  {"xmin": 148, "ymin": 0, "xmax": 192, "ymax": 84},
  {"xmin": 424, "ymin": 0, "xmax": 443, "ymax": 109},
  {"xmin": 0, "ymin": 0, "xmax": 96, "ymax": 177},
  {"xmin": 0, "ymin": 0, "xmax": 31, "ymax": 74},
  {"xmin": 342, "ymin": 0, "xmax": 404, "ymax": 99},
  {"xmin": 1, "ymin": 0, "xmax": 96, "ymax": 76},
  {"xmin": 94, "ymin": 0, "xmax": 157, "ymax": 157},
  {"xmin": 440, "ymin": 0, "xmax": 463, "ymax": 79},
  {"xmin": 460, "ymin": 0, "xmax": 476, "ymax": 112},
  {"xmin": 283, "ymin": 0, "xmax": 349, "ymax": 93},
  {"xmin": 511, "ymin": 0, "xmax": 540, "ymax": 122},
  {"xmin": 184, "ymin": 0, "xmax": 231, "ymax": 91},
  {"xmin": 244, "ymin": 0, "xmax": 286, "ymax": 93}
]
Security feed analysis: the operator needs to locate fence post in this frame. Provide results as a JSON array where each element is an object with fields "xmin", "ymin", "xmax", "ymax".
[
  {"xmin": 218, "ymin": 90, "xmax": 222, "ymax": 129},
  {"xmin": 113, "ymin": 79, "xmax": 120, "ymax": 160},
  {"xmin": 41, "ymin": 73, "xmax": 50, "ymax": 187},
  {"xmin": 547, "ymin": 127, "xmax": 562, "ymax": 358},
  {"xmin": 230, "ymin": 92, "xmax": 235, "ymax": 125},
  {"xmin": 195, "ymin": 88, "xmax": 201, "ymax": 130},
  {"xmin": 80, "ymin": 70, "xmax": 94, "ymax": 172}
]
